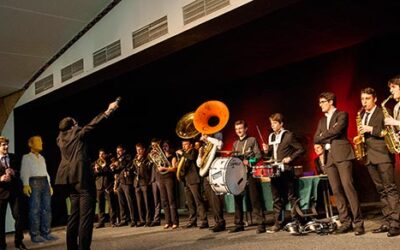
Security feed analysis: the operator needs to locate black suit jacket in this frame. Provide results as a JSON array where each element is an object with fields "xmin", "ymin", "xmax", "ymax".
[
  {"xmin": 93, "ymin": 160, "xmax": 114, "ymax": 191},
  {"xmin": 0, "ymin": 153, "xmax": 23, "ymax": 199},
  {"xmin": 182, "ymin": 149, "xmax": 200, "ymax": 185},
  {"xmin": 362, "ymin": 107, "xmax": 393, "ymax": 165},
  {"xmin": 132, "ymin": 156, "xmax": 152, "ymax": 187},
  {"xmin": 314, "ymin": 110, "xmax": 355, "ymax": 165},
  {"xmin": 55, "ymin": 113, "xmax": 108, "ymax": 189},
  {"xmin": 266, "ymin": 131, "xmax": 305, "ymax": 164}
]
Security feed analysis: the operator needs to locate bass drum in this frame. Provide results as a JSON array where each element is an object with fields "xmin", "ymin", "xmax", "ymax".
[{"xmin": 209, "ymin": 157, "xmax": 247, "ymax": 195}]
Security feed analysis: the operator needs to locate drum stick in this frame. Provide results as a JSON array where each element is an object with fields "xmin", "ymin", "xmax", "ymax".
[{"xmin": 256, "ymin": 125, "xmax": 266, "ymax": 144}]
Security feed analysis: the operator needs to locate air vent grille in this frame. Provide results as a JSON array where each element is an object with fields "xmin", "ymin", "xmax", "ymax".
[
  {"xmin": 93, "ymin": 40, "xmax": 121, "ymax": 67},
  {"xmin": 61, "ymin": 59, "xmax": 84, "ymax": 82},
  {"xmin": 183, "ymin": 0, "xmax": 229, "ymax": 25},
  {"xmin": 34, "ymin": 75, "xmax": 53, "ymax": 95},
  {"xmin": 132, "ymin": 16, "xmax": 168, "ymax": 49}
]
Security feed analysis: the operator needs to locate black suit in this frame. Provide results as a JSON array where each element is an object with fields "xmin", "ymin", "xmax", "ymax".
[
  {"xmin": 266, "ymin": 131, "xmax": 305, "ymax": 226},
  {"xmin": 363, "ymin": 107, "xmax": 400, "ymax": 228},
  {"xmin": 114, "ymin": 154, "xmax": 136, "ymax": 225},
  {"xmin": 132, "ymin": 156, "xmax": 152, "ymax": 224},
  {"xmin": 314, "ymin": 109, "xmax": 363, "ymax": 227},
  {"xmin": 93, "ymin": 160, "xmax": 117, "ymax": 225},
  {"xmin": 55, "ymin": 113, "xmax": 108, "ymax": 250},
  {"xmin": 182, "ymin": 149, "xmax": 207, "ymax": 225},
  {"xmin": 0, "ymin": 153, "xmax": 24, "ymax": 249},
  {"xmin": 232, "ymin": 136, "xmax": 265, "ymax": 228}
]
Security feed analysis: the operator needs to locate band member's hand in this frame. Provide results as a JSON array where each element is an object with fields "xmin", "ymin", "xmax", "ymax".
[
  {"xmin": 200, "ymin": 134, "xmax": 208, "ymax": 142},
  {"xmin": 5, "ymin": 168, "xmax": 14, "ymax": 176},
  {"xmin": 243, "ymin": 159, "xmax": 249, "ymax": 166},
  {"xmin": 361, "ymin": 125, "xmax": 373, "ymax": 133},
  {"xmin": 105, "ymin": 101, "xmax": 119, "ymax": 116},
  {"xmin": 176, "ymin": 149, "xmax": 183, "ymax": 155},
  {"xmin": 385, "ymin": 117, "xmax": 400, "ymax": 126},
  {"xmin": 0, "ymin": 174, "xmax": 10, "ymax": 182},
  {"xmin": 198, "ymin": 147, "xmax": 204, "ymax": 157},
  {"xmin": 262, "ymin": 143, "xmax": 268, "ymax": 152},
  {"xmin": 282, "ymin": 157, "xmax": 291, "ymax": 164}
]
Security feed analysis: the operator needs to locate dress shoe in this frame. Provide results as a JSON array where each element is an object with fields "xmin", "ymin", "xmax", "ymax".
[
  {"xmin": 95, "ymin": 223, "xmax": 105, "ymax": 229},
  {"xmin": 387, "ymin": 227, "xmax": 400, "ymax": 237},
  {"xmin": 150, "ymin": 221, "xmax": 161, "ymax": 227},
  {"xmin": 116, "ymin": 221, "xmax": 128, "ymax": 227},
  {"xmin": 111, "ymin": 223, "xmax": 117, "ymax": 227},
  {"xmin": 211, "ymin": 224, "xmax": 226, "ymax": 233},
  {"xmin": 130, "ymin": 222, "xmax": 137, "ymax": 227},
  {"xmin": 228, "ymin": 226, "xmax": 245, "ymax": 233},
  {"xmin": 42, "ymin": 234, "xmax": 58, "ymax": 241},
  {"xmin": 136, "ymin": 222, "xmax": 146, "ymax": 227},
  {"xmin": 199, "ymin": 223, "xmax": 209, "ymax": 229},
  {"xmin": 15, "ymin": 242, "xmax": 28, "ymax": 250},
  {"xmin": 172, "ymin": 224, "xmax": 179, "ymax": 229},
  {"xmin": 145, "ymin": 222, "xmax": 152, "ymax": 227},
  {"xmin": 31, "ymin": 235, "xmax": 45, "ymax": 243},
  {"xmin": 354, "ymin": 226, "xmax": 365, "ymax": 236},
  {"xmin": 267, "ymin": 224, "xmax": 282, "ymax": 233},
  {"xmin": 164, "ymin": 224, "xmax": 171, "ymax": 229},
  {"xmin": 256, "ymin": 225, "xmax": 266, "ymax": 234},
  {"xmin": 372, "ymin": 225, "xmax": 389, "ymax": 233},
  {"xmin": 183, "ymin": 222, "xmax": 197, "ymax": 228},
  {"xmin": 334, "ymin": 224, "xmax": 352, "ymax": 234}
]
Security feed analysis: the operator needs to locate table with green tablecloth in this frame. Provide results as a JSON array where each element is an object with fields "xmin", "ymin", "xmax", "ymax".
[{"xmin": 224, "ymin": 175, "xmax": 330, "ymax": 217}]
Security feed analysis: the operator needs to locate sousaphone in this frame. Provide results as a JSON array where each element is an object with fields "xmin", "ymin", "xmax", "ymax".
[{"xmin": 193, "ymin": 100, "xmax": 229, "ymax": 176}]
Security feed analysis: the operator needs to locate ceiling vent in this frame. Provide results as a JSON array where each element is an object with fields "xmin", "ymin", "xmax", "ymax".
[
  {"xmin": 93, "ymin": 40, "xmax": 121, "ymax": 67},
  {"xmin": 132, "ymin": 16, "xmax": 168, "ymax": 49},
  {"xmin": 183, "ymin": 0, "xmax": 229, "ymax": 25},
  {"xmin": 34, "ymin": 75, "xmax": 53, "ymax": 95},
  {"xmin": 61, "ymin": 59, "xmax": 84, "ymax": 82}
]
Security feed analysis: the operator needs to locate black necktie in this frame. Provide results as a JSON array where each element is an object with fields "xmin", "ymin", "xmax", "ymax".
[
  {"xmin": 363, "ymin": 112, "xmax": 370, "ymax": 125},
  {"xmin": 0, "ymin": 156, "xmax": 8, "ymax": 168}
]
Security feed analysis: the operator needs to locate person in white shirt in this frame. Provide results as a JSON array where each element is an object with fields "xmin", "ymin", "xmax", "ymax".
[{"xmin": 21, "ymin": 136, "xmax": 57, "ymax": 243}]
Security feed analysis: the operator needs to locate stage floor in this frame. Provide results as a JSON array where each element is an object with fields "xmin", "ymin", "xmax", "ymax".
[{"xmin": 6, "ymin": 208, "xmax": 400, "ymax": 250}]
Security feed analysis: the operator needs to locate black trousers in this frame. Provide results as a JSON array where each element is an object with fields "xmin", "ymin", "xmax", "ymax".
[
  {"xmin": 325, "ymin": 159, "xmax": 363, "ymax": 227},
  {"xmin": 159, "ymin": 177, "xmax": 178, "ymax": 225},
  {"xmin": 67, "ymin": 184, "xmax": 95, "ymax": 250},
  {"xmin": 270, "ymin": 170, "xmax": 298, "ymax": 225},
  {"xmin": 203, "ymin": 177, "xmax": 225, "ymax": 226},
  {"xmin": 151, "ymin": 181, "xmax": 161, "ymax": 223},
  {"xmin": 184, "ymin": 183, "xmax": 207, "ymax": 224},
  {"xmin": 233, "ymin": 174, "xmax": 265, "ymax": 226},
  {"xmin": 96, "ymin": 189, "xmax": 118, "ymax": 224},
  {"xmin": 0, "ymin": 194, "xmax": 24, "ymax": 249},
  {"xmin": 367, "ymin": 162, "xmax": 400, "ymax": 228},
  {"xmin": 135, "ymin": 185, "xmax": 151, "ymax": 223},
  {"xmin": 117, "ymin": 184, "xmax": 136, "ymax": 224}
]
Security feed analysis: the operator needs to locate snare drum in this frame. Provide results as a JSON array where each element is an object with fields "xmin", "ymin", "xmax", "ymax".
[
  {"xmin": 209, "ymin": 157, "xmax": 247, "ymax": 195},
  {"xmin": 252, "ymin": 163, "xmax": 284, "ymax": 178},
  {"xmin": 252, "ymin": 165, "xmax": 274, "ymax": 178}
]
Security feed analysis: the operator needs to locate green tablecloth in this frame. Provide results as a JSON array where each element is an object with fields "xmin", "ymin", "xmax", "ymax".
[{"xmin": 224, "ymin": 176, "xmax": 323, "ymax": 213}]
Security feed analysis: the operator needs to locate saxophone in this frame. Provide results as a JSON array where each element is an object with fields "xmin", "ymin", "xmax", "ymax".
[
  {"xmin": 353, "ymin": 107, "xmax": 366, "ymax": 161},
  {"xmin": 381, "ymin": 95, "xmax": 400, "ymax": 153}
]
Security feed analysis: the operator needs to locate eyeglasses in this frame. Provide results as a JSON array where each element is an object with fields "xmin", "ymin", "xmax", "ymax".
[{"xmin": 319, "ymin": 100, "xmax": 328, "ymax": 104}]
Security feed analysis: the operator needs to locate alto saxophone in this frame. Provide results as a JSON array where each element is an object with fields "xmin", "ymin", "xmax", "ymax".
[
  {"xmin": 381, "ymin": 95, "xmax": 400, "ymax": 153},
  {"xmin": 353, "ymin": 107, "xmax": 367, "ymax": 161}
]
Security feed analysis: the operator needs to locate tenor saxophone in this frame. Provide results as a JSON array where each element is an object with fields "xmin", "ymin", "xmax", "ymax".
[
  {"xmin": 381, "ymin": 95, "xmax": 400, "ymax": 153},
  {"xmin": 353, "ymin": 108, "xmax": 367, "ymax": 161}
]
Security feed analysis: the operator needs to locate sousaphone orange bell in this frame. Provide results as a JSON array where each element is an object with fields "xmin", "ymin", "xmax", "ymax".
[{"xmin": 193, "ymin": 100, "xmax": 229, "ymax": 134}]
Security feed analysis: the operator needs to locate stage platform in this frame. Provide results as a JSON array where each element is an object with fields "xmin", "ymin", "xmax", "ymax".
[{"xmin": 5, "ymin": 208, "xmax": 400, "ymax": 250}]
